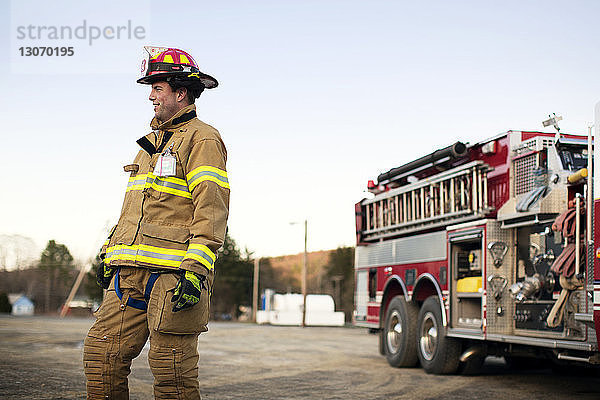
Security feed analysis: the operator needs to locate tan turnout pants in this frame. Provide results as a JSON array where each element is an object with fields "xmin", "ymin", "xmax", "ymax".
[{"xmin": 83, "ymin": 267, "xmax": 211, "ymax": 400}]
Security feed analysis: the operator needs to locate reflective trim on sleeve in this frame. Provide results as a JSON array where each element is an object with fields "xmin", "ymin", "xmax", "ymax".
[
  {"xmin": 184, "ymin": 243, "xmax": 216, "ymax": 271},
  {"xmin": 186, "ymin": 166, "xmax": 229, "ymax": 190}
]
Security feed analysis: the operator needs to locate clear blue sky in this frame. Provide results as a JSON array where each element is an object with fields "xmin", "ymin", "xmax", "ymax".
[{"xmin": 2, "ymin": 0, "xmax": 600, "ymax": 265}]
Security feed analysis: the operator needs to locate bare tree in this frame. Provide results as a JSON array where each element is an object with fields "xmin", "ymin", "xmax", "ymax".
[{"xmin": 0, "ymin": 234, "xmax": 38, "ymax": 270}]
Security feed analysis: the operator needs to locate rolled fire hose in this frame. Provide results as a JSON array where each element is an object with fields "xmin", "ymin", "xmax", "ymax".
[
  {"xmin": 546, "ymin": 288, "xmax": 569, "ymax": 328},
  {"xmin": 547, "ymin": 201, "xmax": 585, "ymax": 328},
  {"xmin": 546, "ymin": 275, "xmax": 583, "ymax": 328}
]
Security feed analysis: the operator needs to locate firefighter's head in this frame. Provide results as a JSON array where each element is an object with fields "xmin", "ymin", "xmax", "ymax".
[
  {"xmin": 148, "ymin": 81, "xmax": 190, "ymax": 123},
  {"xmin": 138, "ymin": 46, "xmax": 217, "ymax": 121}
]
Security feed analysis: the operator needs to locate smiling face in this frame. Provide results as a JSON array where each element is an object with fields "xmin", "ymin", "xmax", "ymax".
[{"xmin": 149, "ymin": 81, "xmax": 188, "ymax": 123}]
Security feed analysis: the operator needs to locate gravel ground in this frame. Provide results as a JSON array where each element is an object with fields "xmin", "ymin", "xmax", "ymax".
[{"xmin": 1, "ymin": 315, "xmax": 600, "ymax": 399}]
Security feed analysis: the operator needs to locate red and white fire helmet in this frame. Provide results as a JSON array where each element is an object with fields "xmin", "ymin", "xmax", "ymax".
[{"xmin": 137, "ymin": 46, "xmax": 218, "ymax": 89}]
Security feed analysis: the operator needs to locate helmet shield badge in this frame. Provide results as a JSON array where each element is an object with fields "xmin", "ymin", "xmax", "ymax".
[{"xmin": 140, "ymin": 46, "xmax": 169, "ymax": 79}]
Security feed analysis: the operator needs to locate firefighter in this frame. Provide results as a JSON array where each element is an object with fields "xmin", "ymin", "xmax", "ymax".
[{"xmin": 83, "ymin": 46, "xmax": 229, "ymax": 400}]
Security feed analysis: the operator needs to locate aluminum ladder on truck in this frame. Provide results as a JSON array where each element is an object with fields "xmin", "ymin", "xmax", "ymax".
[{"xmin": 361, "ymin": 161, "xmax": 493, "ymax": 241}]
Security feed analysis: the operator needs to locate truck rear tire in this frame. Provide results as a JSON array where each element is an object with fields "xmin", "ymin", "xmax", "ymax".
[
  {"xmin": 379, "ymin": 328, "xmax": 385, "ymax": 356},
  {"xmin": 383, "ymin": 296, "xmax": 419, "ymax": 367},
  {"xmin": 417, "ymin": 296, "xmax": 461, "ymax": 374}
]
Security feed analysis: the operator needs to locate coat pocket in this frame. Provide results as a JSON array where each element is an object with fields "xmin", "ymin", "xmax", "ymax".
[
  {"xmin": 140, "ymin": 223, "xmax": 190, "ymax": 249},
  {"xmin": 139, "ymin": 223, "xmax": 191, "ymax": 269},
  {"xmin": 148, "ymin": 273, "xmax": 211, "ymax": 335}
]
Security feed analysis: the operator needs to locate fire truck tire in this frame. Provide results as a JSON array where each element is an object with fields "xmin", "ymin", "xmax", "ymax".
[
  {"xmin": 383, "ymin": 296, "xmax": 419, "ymax": 367},
  {"xmin": 417, "ymin": 296, "xmax": 461, "ymax": 374}
]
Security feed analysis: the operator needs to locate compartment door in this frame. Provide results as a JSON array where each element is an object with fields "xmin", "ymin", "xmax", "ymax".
[{"xmin": 448, "ymin": 229, "xmax": 484, "ymax": 331}]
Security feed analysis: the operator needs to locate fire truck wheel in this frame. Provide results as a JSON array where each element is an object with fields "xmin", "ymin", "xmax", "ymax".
[
  {"xmin": 417, "ymin": 296, "xmax": 461, "ymax": 374},
  {"xmin": 383, "ymin": 296, "xmax": 419, "ymax": 367}
]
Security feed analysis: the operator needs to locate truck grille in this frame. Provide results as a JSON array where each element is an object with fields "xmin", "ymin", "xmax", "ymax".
[{"xmin": 514, "ymin": 153, "xmax": 537, "ymax": 195}]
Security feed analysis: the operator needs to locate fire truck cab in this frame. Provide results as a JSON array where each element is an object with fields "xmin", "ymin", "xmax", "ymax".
[{"xmin": 354, "ymin": 120, "xmax": 599, "ymax": 374}]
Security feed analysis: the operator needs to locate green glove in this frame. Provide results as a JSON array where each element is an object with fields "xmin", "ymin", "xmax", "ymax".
[
  {"xmin": 171, "ymin": 270, "xmax": 207, "ymax": 312},
  {"xmin": 96, "ymin": 261, "xmax": 114, "ymax": 289}
]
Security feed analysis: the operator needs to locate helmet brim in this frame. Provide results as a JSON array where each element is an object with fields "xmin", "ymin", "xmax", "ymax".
[{"xmin": 137, "ymin": 72, "xmax": 218, "ymax": 89}]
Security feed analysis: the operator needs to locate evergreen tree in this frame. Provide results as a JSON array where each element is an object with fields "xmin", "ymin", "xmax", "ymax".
[
  {"xmin": 211, "ymin": 234, "xmax": 253, "ymax": 318},
  {"xmin": 38, "ymin": 240, "xmax": 74, "ymax": 313},
  {"xmin": 0, "ymin": 292, "xmax": 11, "ymax": 313},
  {"xmin": 256, "ymin": 257, "xmax": 277, "ymax": 295},
  {"xmin": 83, "ymin": 253, "xmax": 104, "ymax": 303},
  {"xmin": 324, "ymin": 246, "xmax": 355, "ymax": 321}
]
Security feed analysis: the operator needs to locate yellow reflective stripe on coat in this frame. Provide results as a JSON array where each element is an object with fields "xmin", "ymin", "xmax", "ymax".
[
  {"xmin": 184, "ymin": 243, "xmax": 216, "ymax": 271},
  {"xmin": 125, "ymin": 173, "xmax": 192, "ymax": 199},
  {"xmin": 126, "ymin": 173, "xmax": 152, "ymax": 192},
  {"xmin": 104, "ymin": 245, "xmax": 138, "ymax": 262},
  {"xmin": 186, "ymin": 166, "xmax": 229, "ymax": 190},
  {"xmin": 151, "ymin": 175, "xmax": 192, "ymax": 199},
  {"xmin": 105, "ymin": 244, "xmax": 186, "ymax": 268}
]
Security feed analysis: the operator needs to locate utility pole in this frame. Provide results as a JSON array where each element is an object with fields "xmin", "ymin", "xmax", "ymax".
[
  {"xmin": 302, "ymin": 219, "xmax": 307, "ymax": 327},
  {"xmin": 252, "ymin": 257, "xmax": 260, "ymax": 323},
  {"xmin": 291, "ymin": 219, "xmax": 309, "ymax": 327},
  {"xmin": 60, "ymin": 263, "xmax": 88, "ymax": 318}
]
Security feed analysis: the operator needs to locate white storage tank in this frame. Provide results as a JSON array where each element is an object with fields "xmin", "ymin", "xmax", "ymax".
[{"xmin": 256, "ymin": 292, "xmax": 345, "ymax": 326}]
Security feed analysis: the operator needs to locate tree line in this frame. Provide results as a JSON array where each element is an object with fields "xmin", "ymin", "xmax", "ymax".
[{"xmin": 0, "ymin": 236, "xmax": 355, "ymax": 321}]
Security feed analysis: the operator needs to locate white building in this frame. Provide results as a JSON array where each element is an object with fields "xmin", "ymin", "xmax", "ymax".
[{"xmin": 9, "ymin": 294, "xmax": 34, "ymax": 316}]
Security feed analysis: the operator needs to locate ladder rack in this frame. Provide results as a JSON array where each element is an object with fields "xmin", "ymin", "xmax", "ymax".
[{"xmin": 361, "ymin": 161, "xmax": 493, "ymax": 241}]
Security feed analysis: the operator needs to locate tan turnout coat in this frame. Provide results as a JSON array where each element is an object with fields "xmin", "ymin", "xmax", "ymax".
[{"xmin": 101, "ymin": 104, "xmax": 229, "ymax": 279}]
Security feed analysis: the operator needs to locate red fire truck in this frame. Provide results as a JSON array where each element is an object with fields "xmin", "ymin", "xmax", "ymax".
[{"xmin": 353, "ymin": 113, "xmax": 600, "ymax": 374}]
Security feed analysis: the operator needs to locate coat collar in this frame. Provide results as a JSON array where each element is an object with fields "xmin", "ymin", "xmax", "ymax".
[
  {"xmin": 137, "ymin": 104, "xmax": 197, "ymax": 155},
  {"xmin": 150, "ymin": 104, "xmax": 197, "ymax": 131}
]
